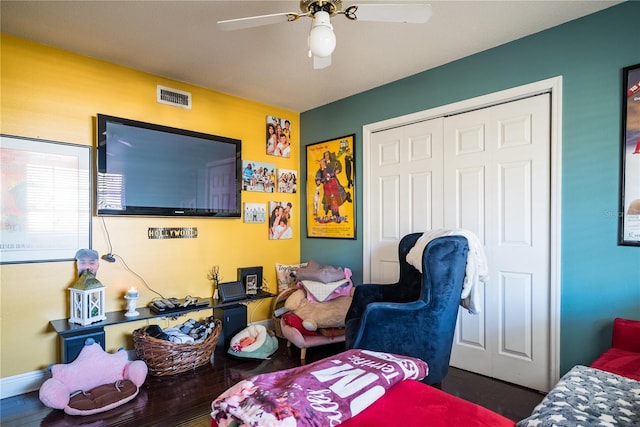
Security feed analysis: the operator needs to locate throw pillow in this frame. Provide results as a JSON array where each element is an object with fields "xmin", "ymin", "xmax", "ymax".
[
  {"xmin": 295, "ymin": 259, "xmax": 345, "ymax": 283},
  {"xmin": 275, "ymin": 262, "xmax": 307, "ymax": 293}
]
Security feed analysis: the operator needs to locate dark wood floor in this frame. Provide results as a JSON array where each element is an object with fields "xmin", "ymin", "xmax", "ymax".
[{"xmin": 1, "ymin": 339, "xmax": 544, "ymax": 426}]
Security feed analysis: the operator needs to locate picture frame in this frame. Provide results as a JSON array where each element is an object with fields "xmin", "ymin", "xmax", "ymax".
[
  {"xmin": 277, "ymin": 168, "xmax": 297, "ymax": 193},
  {"xmin": 618, "ymin": 63, "xmax": 640, "ymax": 246},
  {"xmin": 237, "ymin": 266, "xmax": 263, "ymax": 293},
  {"xmin": 243, "ymin": 202, "xmax": 266, "ymax": 224},
  {"xmin": 0, "ymin": 135, "xmax": 92, "ymax": 264},
  {"xmin": 245, "ymin": 274, "xmax": 258, "ymax": 295},
  {"xmin": 266, "ymin": 115, "xmax": 292, "ymax": 158},
  {"xmin": 268, "ymin": 201, "xmax": 294, "ymax": 240},
  {"xmin": 306, "ymin": 134, "xmax": 356, "ymax": 239},
  {"xmin": 242, "ymin": 160, "xmax": 276, "ymax": 192}
]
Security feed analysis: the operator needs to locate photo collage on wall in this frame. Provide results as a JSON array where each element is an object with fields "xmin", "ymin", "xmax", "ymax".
[{"xmin": 242, "ymin": 115, "xmax": 297, "ymax": 239}]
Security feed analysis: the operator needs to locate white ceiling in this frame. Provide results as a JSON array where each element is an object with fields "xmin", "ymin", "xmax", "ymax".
[{"xmin": 1, "ymin": 0, "xmax": 621, "ymax": 112}]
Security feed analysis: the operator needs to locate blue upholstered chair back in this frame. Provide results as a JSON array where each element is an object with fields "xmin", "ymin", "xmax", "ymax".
[{"xmin": 345, "ymin": 234, "xmax": 469, "ymax": 386}]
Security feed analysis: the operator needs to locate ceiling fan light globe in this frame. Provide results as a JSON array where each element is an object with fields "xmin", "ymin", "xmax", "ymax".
[{"xmin": 309, "ymin": 25, "xmax": 336, "ymax": 57}]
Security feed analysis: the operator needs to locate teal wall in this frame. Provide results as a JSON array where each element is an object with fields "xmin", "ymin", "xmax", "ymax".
[{"xmin": 300, "ymin": 2, "xmax": 640, "ymax": 375}]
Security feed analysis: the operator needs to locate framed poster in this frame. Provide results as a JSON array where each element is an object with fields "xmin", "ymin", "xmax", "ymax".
[
  {"xmin": 619, "ymin": 63, "xmax": 640, "ymax": 246},
  {"xmin": 0, "ymin": 135, "xmax": 92, "ymax": 263},
  {"xmin": 306, "ymin": 134, "xmax": 355, "ymax": 239}
]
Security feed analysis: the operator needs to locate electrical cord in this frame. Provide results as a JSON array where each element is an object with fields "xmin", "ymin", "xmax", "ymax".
[
  {"xmin": 99, "ymin": 216, "xmax": 165, "ymax": 299},
  {"xmin": 100, "ymin": 216, "xmax": 116, "ymax": 262},
  {"xmin": 247, "ymin": 297, "xmax": 265, "ymax": 324},
  {"xmin": 112, "ymin": 253, "xmax": 165, "ymax": 299}
]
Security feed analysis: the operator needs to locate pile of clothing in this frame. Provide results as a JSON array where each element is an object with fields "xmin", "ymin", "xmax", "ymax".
[{"xmin": 141, "ymin": 318, "xmax": 216, "ymax": 344}]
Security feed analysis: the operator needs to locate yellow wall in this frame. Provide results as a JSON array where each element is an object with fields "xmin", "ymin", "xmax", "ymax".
[{"xmin": 0, "ymin": 34, "xmax": 300, "ymax": 377}]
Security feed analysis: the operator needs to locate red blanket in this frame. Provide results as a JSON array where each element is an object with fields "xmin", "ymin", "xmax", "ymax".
[
  {"xmin": 211, "ymin": 349, "xmax": 428, "ymax": 426},
  {"xmin": 341, "ymin": 380, "xmax": 515, "ymax": 427}
]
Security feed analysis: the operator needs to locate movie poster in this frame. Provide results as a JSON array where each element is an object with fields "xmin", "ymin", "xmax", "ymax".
[
  {"xmin": 306, "ymin": 135, "xmax": 355, "ymax": 239},
  {"xmin": 620, "ymin": 64, "xmax": 640, "ymax": 246}
]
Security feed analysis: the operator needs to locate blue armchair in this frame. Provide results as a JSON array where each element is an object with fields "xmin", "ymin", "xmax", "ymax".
[{"xmin": 345, "ymin": 234, "xmax": 469, "ymax": 386}]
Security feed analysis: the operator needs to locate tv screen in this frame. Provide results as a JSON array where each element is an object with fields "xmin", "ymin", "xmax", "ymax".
[{"xmin": 96, "ymin": 114, "xmax": 242, "ymax": 217}]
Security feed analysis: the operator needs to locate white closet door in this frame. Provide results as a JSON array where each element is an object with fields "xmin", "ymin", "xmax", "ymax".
[
  {"xmin": 445, "ymin": 94, "xmax": 551, "ymax": 391},
  {"xmin": 368, "ymin": 118, "xmax": 444, "ymax": 283}
]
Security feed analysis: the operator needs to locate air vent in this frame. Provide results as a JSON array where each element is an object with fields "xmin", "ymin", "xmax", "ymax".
[{"xmin": 157, "ymin": 85, "xmax": 192, "ymax": 109}]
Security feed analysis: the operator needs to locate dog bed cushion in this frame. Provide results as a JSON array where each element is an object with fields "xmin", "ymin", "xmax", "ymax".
[
  {"xmin": 66, "ymin": 379, "xmax": 139, "ymax": 416},
  {"xmin": 227, "ymin": 324, "xmax": 278, "ymax": 359}
]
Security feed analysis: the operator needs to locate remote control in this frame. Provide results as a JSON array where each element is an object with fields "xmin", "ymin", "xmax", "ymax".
[{"xmin": 149, "ymin": 300, "xmax": 167, "ymax": 313}]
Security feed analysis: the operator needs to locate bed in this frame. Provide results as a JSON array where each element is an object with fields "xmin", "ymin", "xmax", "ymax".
[{"xmin": 210, "ymin": 349, "xmax": 514, "ymax": 426}]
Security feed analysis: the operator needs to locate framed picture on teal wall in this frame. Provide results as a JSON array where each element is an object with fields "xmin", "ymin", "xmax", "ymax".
[
  {"xmin": 619, "ymin": 63, "xmax": 640, "ymax": 246},
  {"xmin": 0, "ymin": 135, "xmax": 92, "ymax": 263},
  {"xmin": 306, "ymin": 135, "xmax": 355, "ymax": 239}
]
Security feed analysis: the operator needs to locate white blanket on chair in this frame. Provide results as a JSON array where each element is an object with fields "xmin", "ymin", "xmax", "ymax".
[{"xmin": 406, "ymin": 229, "xmax": 488, "ymax": 314}]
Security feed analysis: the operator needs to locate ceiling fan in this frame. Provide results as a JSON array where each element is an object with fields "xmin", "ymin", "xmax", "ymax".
[{"xmin": 218, "ymin": 1, "xmax": 432, "ymax": 69}]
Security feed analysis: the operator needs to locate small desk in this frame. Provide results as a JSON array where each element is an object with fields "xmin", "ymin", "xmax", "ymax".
[{"xmin": 50, "ymin": 293, "xmax": 275, "ymax": 362}]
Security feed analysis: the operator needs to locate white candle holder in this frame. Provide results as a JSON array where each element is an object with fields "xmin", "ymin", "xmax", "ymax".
[{"xmin": 124, "ymin": 295, "xmax": 140, "ymax": 317}]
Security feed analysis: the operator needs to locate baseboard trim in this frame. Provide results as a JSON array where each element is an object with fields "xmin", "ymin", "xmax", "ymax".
[{"xmin": 1, "ymin": 369, "xmax": 50, "ymax": 399}]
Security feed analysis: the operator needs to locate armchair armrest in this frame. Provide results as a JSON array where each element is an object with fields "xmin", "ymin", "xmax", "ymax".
[
  {"xmin": 351, "ymin": 300, "xmax": 427, "ymax": 351},
  {"xmin": 612, "ymin": 318, "xmax": 640, "ymax": 353}
]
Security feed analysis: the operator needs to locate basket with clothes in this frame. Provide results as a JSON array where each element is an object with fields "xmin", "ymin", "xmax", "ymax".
[{"xmin": 133, "ymin": 315, "xmax": 222, "ymax": 376}]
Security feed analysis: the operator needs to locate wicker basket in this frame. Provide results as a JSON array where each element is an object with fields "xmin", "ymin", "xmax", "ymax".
[
  {"xmin": 133, "ymin": 316, "xmax": 222, "ymax": 376},
  {"xmin": 272, "ymin": 288, "xmax": 297, "ymax": 338}
]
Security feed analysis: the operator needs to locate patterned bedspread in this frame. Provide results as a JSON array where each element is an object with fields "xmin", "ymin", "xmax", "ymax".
[
  {"xmin": 211, "ymin": 349, "xmax": 428, "ymax": 427},
  {"xmin": 517, "ymin": 365, "xmax": 640, "ymax": 426}
]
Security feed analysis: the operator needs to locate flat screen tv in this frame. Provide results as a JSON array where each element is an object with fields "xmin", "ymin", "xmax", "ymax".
[{"xmin": 96, "ymin": 114, "xmax": 242, "ymax": 217}]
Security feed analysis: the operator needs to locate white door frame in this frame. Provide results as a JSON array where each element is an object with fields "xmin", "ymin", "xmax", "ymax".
[{"xmin": 362, "ymin": 76, "xmax": 562, "ymax": 386}]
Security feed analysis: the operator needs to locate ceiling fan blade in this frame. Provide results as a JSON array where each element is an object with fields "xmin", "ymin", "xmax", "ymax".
[
  {"xmin": 313, "ymin": 55, "xmax": 332, "ymax": 70},
  {"xmin": 344, "ymin": 3, "xmax": 432, "ymax": 23},
  {"xmin": 218, "ymin": 12, "xmax": 304, "ymax": 31}
]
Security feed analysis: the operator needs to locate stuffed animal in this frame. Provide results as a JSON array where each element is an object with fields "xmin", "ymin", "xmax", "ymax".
[
  {"xmin": 39, "ymin": 339, "xmax": 148, "ymax": 416},
  {"xmin": 284, "ymin": 287, "xmax": 353, "ymax": 331}
]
